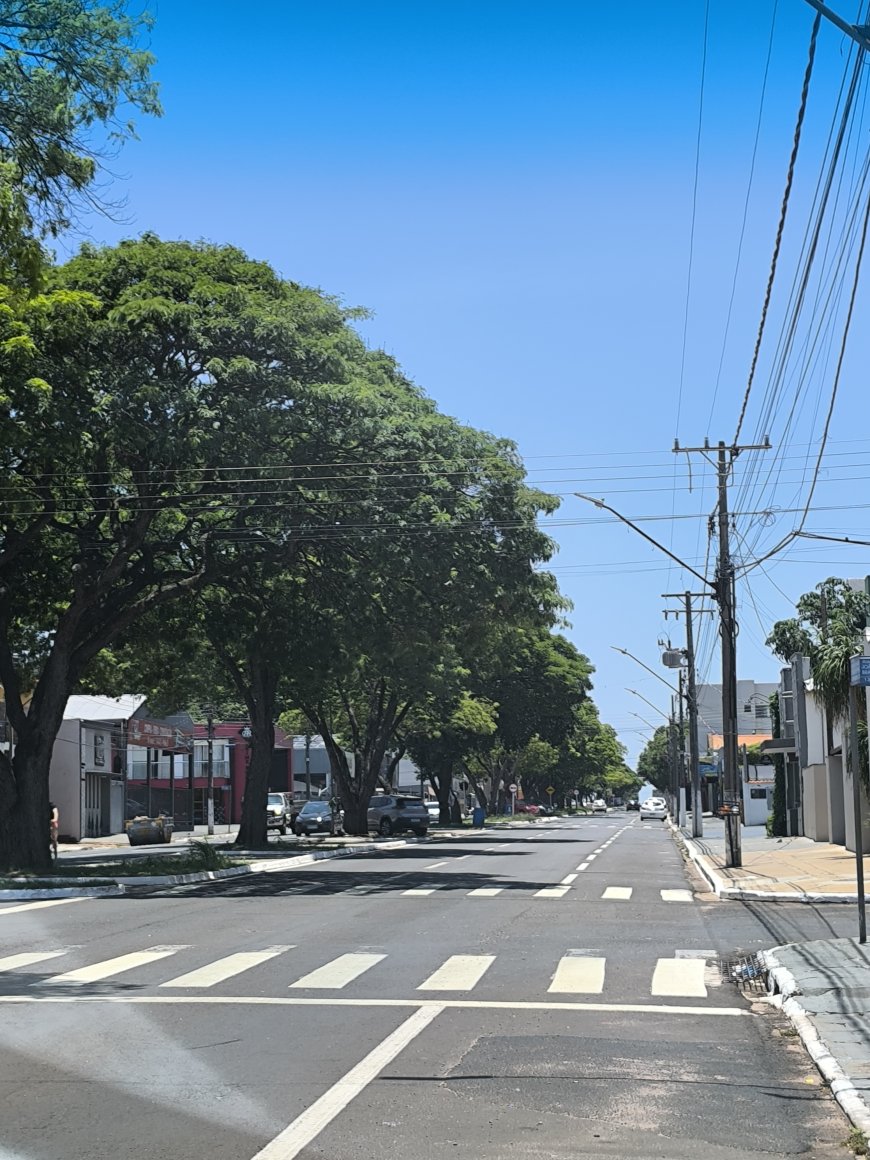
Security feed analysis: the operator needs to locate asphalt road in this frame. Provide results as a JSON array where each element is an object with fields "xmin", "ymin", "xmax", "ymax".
[{"xmin": 0, "ymin": 814, "xmax": 853, "ymax": 1159}]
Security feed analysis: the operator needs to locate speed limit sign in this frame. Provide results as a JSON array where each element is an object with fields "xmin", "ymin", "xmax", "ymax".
[{"xmin": 509, "ymin": 783, "xmax": 518, "ymax": 793}]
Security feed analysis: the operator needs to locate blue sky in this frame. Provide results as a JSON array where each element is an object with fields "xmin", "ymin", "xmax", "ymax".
[{"xmin": 71, "ymin": 1, "xmax": 870, "ymax": 760}]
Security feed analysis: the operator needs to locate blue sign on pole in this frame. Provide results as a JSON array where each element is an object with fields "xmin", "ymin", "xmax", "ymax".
[{"xmin": 850, "ymin": 656, "xmax": 870, "ymax": 687}]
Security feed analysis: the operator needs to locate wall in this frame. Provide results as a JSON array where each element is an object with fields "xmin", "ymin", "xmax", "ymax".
[
  {"xmin": 802, "ymin": 765, "xmax": 830, "ymax": 843},
  {"xmin": 49, "ymin": 720, "xmax": 82, "ymax": 841}
]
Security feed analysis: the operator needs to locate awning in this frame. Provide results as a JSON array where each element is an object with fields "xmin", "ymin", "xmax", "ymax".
[{"xmin": 759, "ymin": 737, "xmax": 795, "ymax": 754}]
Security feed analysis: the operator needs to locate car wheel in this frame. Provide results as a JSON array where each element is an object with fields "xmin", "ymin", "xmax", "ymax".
[
  {"xmin": 379, "ymin": 817, "xmax": 393, "ymax": 837},
  {"xmin": 414, "ymin": 828, "xmax": 428, "ymax": 837}
]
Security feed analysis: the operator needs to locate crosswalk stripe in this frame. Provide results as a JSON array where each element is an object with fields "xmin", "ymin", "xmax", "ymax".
[
  {"xmin": 661, "ymin": 889, "xmax": 693, "ymax": 902},
  {"xmin": 468, "ymin": 888, "xmax": 502, "ymax": 896},
  {"xmin": 290, "ymin": 953, "xmax": 386, "ymax": 990},
  {"xmin": 535, "ymin": 886, "xmax": 570, "ymax": 898},
  {"xmin": 561, "ymin": 874, "xmax": 578, "ymax": 885},
  {"xmin": 549, "ymin": 954, "xmax": 606, "ymax": 994},
  {"xmin": 402, "ymin": 888, "xmax": 437, "ymax": 896},
  {"xmin": 161, "ymin": 947, "xmax": 293, "ymax": 989},
  {"xmin": 417, "ymin": 954, "xmax": 495, "ymax": 991},
  {"xmin": 40, "ymin": 945, "xmax": 187, "ymax": 985},
  {"xmin": 651, "ymin": 957, "xmax": 707, "ymax": 998},
  {"xmin": 601, "ymin": 887, "xmax": 633, "ymax": 900},
  {"xmin": 0, "ymin": 951, "xmax": 68, "ymax": 971}
]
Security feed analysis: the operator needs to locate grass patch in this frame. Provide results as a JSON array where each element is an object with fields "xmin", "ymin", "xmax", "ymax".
[
  {"xmin": 4, "ymin": 844, "xmax": 243, "ymax": 882},
  {"xmin": 844, "ymin": 1127, "xmax": 869, "ymax": 1155}
]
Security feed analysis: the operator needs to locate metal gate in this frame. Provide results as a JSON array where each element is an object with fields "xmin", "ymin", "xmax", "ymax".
[{"xmin": 84, "ymin": 772, "xmax": 101, "ymax": 837}]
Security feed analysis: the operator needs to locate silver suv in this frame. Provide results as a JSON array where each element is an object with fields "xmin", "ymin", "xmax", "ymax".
[{"xmin": 367, "ymin": 794, "xmax": 429, "ymax": 837}]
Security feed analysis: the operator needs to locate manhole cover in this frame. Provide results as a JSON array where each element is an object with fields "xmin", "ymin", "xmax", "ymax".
[{"xmin": 719, "ymin": 951, "xmax": 769, "ymax": 994}]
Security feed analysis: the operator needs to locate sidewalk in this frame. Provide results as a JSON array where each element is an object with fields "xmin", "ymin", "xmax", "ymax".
[{"xmin": 675, "ymin": 816, "xmax": 870, "ymax": 902}]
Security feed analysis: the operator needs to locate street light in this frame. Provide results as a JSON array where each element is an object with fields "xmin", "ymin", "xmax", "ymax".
[
  {"xmin": 625, "ymin": 688, "xmax": 670, "ymax": 721},
  {"xmin": 612, "ymin": 646, "xmax": 680, "ymax": 693}
]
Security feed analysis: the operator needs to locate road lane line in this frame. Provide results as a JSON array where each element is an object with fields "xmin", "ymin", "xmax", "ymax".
[
  {"xmin": 576, "ymin": 863, "xmax": 590, "ymax": 871},
  {"xmin": 468, "ymin": 888, "xmax": 502, "ymax": 896},
  {"xmin": 40, "ymin": 944, "xmax": 188, "ymax": 985},
  {"xmin": 0, "ymin": 898, "xmax": 87, "ymax": 917},
  {"xmin": 424, "ymin": 861, "xmax": 448, "ymax": 870},
  {"xmin": 290, "ymin": 953, "xmax": 386, "ymax": 990},
  {"xmin": 251, "ymin": 1004, "xmax": 443, "ymax": 1160},
  {"xmin": 601, "ymin": 887, "xmax": 633, "ymax": 900},
  {"xmin": 418, "ymin": 954, "xmax": 495, "ymax": 991},
  {"xmin": 586, "ymin": 854, "xmax": 597, "ymax": 861},
  {"xmin": 402, "ymin": 888, "xmax": 437, "ymax": 896},
  {"xmin": 535, "ymin": 886, "xmax": 570, "ymax": 898},
  {"xmin": 161, "ymin": 946, "xmax": 293, "ymax": 989},
  {"xmin": 561, "ymin": 874, "xmax": 578, "ymax": 884},
  {"xmin": 549, "ymin": 954, "xmax": 605, "ymax": 994},
  {"xmin": 651, "ymin": 957, "xmax": 707, "ymax": 998},
  {"xmin": 0, "ymin": 951, "xmax": 68, "ymax": 971},
  {"xmin": 0, "ymin": 993, "xmax": 747, "ymax": 1015},
  {"xmin": 661, "ymin": 889, "xmax": 693, "ymax": 902}
]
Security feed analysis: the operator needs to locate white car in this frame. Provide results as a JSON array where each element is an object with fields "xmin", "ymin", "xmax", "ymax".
[
  {"xmin": 640, "ymin": 797, "xmax": 667, "ymax": 820},
  {"xmin": 591, "ymin": 799, "xmax": 607, "ymax": 814}
]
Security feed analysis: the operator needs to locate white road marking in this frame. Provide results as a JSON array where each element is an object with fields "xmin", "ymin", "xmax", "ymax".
[
  {"xmin": 576, "ymin": 863, "xmax": 590, "ymax": 871},
  {"xmin": 0, "ymin": 898, "xmax": 87, "ymax": 917},
  {"xmin": 402, "ymin": 888, "xmax": 437, "ymax": 896},
  {"xmin": 418, "ymin": 954, "xmax": 495, "ymax": 991},
  {"xmin": 535, "ymin": 886, "xmax": 570, "ymax": 898},
  {"xmin": 586, "ymin": 854, "xmax": 597, "ymax": 861},
  {"xmin": 468, "ymin": 888, "xmax": 502, "ymax": 896},
  {"xmin": 0, "ymin": 951, "xmax": 68, "ymax": 971},
  {"xmin": 651, "ymin": 957, "xmax": 708, "ymax": 998},
  {"xmin": 250, "ymin": 1004, "xmax": 443, "ymax": 1160},
  {"xmin": 161, "ymin": 946, "xmax": 293, "ymax": 989},
  {"xmin": 561, "ymin": 874, "xmax": 578, "ymax": 884},
  {"xmin": 424, "ymin": 861, "xmax": 448, "ymax": 870},
  {"xmin": 601, "ymin": 887, "xmax": 633, "ymax": 900},
  {"xmin": 549, "ymin": 953, "xmax": 606, "ymax": 994},
  {"xmin": 40, "ymin": 944, "xmax": 188, "ymax": 985},
  {"xmin": 290, "ymin": 953, "xmax": 386, "ymax": 990},
  {"xmin": 0, "ymin": 993, "xmax": 747, "ymax": 1015},
  {"xmin": 661, "ymin": 889, "xmax": 693, "ymax": 902}
]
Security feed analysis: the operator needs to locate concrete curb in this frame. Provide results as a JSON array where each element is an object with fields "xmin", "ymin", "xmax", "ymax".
[
  {"xmin": 666, "ymin": 819, "xmax": 859, "ymax": 903},
  {"xmin": 765, "ymin": 948, "xmax": 870, "ymax": 1136},
  {"xmin": 0, "ymin": 836, "xmax": 427, "ymax": 897}
]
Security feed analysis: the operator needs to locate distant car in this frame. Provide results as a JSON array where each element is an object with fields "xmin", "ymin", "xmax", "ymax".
[
  {"xmin": 640, "ymin": 797, "xmax": 668, "ymax": 820},
  {"xmin": 426, "ymin": 801, "xmax": 441, "ymax": 824},
  {"xmin": 515, "ymin": 802, "xmax": 541, "ymax": 815},
  {"xmin": 591, "ymin": 799, "xmax": 607, "ymax": 814},
  {"xmin": 294, "ymin": 800, "xmax": 343, "ymax": 837},
  {"xmin": 626, "ymin": 799, "xmax": 640, "ymax": 812},
  {"xmin": 266, "ymin": 792, "xmax": 289, "ymax": 835},
  {"xmin": 367, "ymin": 794, "xmax": 429, "ymax": 837}
]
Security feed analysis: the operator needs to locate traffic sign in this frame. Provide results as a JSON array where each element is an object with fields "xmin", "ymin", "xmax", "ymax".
[
  {"xmin": 546, "ymin": 785, "xmax": 555, "ymax": 795},
  {"xmin": 509, "ymin": 783, "xmax": 518, "ymax": 793},
  {"xmin": 851, "ymin": 656, "xmax": 870, "ymax": 687}
]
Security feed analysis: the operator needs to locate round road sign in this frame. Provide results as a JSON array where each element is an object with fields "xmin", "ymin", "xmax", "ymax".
[{"xmin": 509, "ymin": 783, "xmax": 518, "ymax": 793}]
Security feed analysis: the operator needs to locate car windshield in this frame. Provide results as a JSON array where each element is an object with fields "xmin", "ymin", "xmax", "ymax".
[
  {"xmin": 300, "ymin": 802, "xmax": 327, "ymax": 815},
  {"xmin": 267, "ymin": 794, "xmax": 283, "ymax": 806}
]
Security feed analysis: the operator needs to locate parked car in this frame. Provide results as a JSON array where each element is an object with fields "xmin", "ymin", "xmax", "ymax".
[
  {"xmin": 294, "ymin": 800, "xmax": 343, "ymax": 836},
  {"xmin": 640, "ymin": 797, "xmax": 668, "ymax": 820},
  {"xmin": 266, "ymin": 792, "xmax": 290, "ymax": 834},
  {"xmin": 626, "ymin": 799, "xmax": 640, "ymax": 812},
  {"xmin": 591, "ymin": 799, "xmax": 608, "ymax": 814},
  {"xmin": 367, "ymin": 794, "xmax": 429, "ymax": 837},
  {"xmin": 515, "ymin": 802, "xmax": 541, "ymax": 815},
  {"xmin": 426, "ymin": 801, "xmax": 441, "ymax": 825}
]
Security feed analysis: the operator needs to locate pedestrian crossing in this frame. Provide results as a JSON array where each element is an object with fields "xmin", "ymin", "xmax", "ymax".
[
  {"xmin": 393, "ymin": 884, "xmax": 693, "ymax": 901},
  {"xmin": 0, "ymin": 943, "xmax": 721, "ymax": 1000}
]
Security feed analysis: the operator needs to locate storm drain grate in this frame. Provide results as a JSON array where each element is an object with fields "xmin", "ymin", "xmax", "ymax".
[{"xmin": 719, "ymin": 951, "xmax": 769, "ymax": 994}]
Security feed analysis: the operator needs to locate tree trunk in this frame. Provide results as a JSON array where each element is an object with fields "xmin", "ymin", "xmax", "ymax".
[
  {"xmin": 0, "ymin": 675, "xmax": 69, "ymax": 872},
  {"xmin": 234, "ymin": 661, "xmax": 277, "ymax": 850}
]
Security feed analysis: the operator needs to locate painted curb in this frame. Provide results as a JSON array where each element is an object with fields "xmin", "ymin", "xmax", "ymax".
[
  {"xmin": 765, "ymin": 948, "xmax": 870, "ymax": 1135},
  {"xmin": 0, "ymin": 838, "xmax": 424, "ymax": 897}
]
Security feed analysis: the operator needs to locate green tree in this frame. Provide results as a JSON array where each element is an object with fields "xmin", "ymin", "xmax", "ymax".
[
  {"xmin": 637, "ymin": 725, "xmax": 673, "ymax": 795},
  {"xmin": 0, "ymin": 1, "xmax": 160, "ymax": 283},
  {"xmin": 0, "ymin": 235, "xmax": 376, "ymax": 869}
]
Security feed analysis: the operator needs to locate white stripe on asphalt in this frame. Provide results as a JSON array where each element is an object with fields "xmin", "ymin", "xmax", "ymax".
[
  {"xmin": 651, "ymin": 957, "xmax": 707, "ymax": 998},
  {"xmin": 0, "ymin": 994, "xmax": 748, "ymax": 1015},
  {"xmin": 0, "ymin": 898, "xmax": 87, "ymax": 917},
  {"xmin": 290, "ymin": 953, "xmax": 386, "ymax": 990},
  {"xmin": 586, "ymin": 854, "xmax": 597, "ymax": 860},
  {"xmin": 601, "ymin": 887, "xmax": 633, "ymax": 900},
  {"xmin": 161, "ymin": 946, "xmax": 293, "ymax": 989},
  {"xmin": 424, "ymin": 862, "xmax": 448, "ymax": 870},
  {"xmin": 468, "ymin": 888, "xmax": 502, "ymax": 896},
  {"xmin": 549, "ymin": 954, "xmax": 606, "ymax": 994},
  {"xmin": 661, "ymin": 889, "xmax": 693, "ymax": 902},
  {"xmin": 561, "ymin": 874, "xmax": 578, "ymax": 884},
  {"xmin": 0, "ymin": 951, "xmax": 68, "ymax": 971},
  {"xmin": 250, "ymin": 1004, "xmax": 442, "ymax": 1160},
  {"xmin": 535, "ymin": 886, "xmax": 570, "ymax": 898},
  {"xmin": 402, "ymin": 888, "xmax": 437, "ymax": 896},
  {"xmin": 418, "ymin": 954, "xmax": 495, "ymax": 991},
  {"xmin": 576, "ymin": 862, "xmax": 590, "ymax": 871},
  {"xmin": 40, "ymin": 945, "xmax": 188, "ymax": 985}
]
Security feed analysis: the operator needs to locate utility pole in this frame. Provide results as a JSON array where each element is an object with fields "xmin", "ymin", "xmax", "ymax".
[
  {"xmin": 675, "ymin": 438, "xmax": 770, "ymax": 867},
  {"xmin": 677, "ymin": 671, "xmax": 687, "ymax": 828},
  {"xmin": 304, "ymin": 731, "xmax": 312, "ymax": 801},
  {"xmin": 663, "ymin": 592, "xmax": 713, "ymax": 839},
  {"xmin": 206, "ymin": 707, "xmax": 215, "ymax": 836}
]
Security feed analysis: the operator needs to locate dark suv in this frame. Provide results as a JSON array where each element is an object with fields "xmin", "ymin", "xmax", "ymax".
[{"xmin": 367, "ymin": 794, "xmax": 429, "ymax": 837}]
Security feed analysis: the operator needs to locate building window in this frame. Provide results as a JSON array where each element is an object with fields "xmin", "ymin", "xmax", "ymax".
[
  {"xmin": 743, "ymin": 702, "xmax": 752, "ymax": 714},
  {"xmin": 93, "ymin": 733, "xmax": 106, "ymax": 768},
  {"xmin": 749, "ymin": 787, "xmax": 769, "ymax": 799},
  {"xmin": 754, "ymin": 702, "xmax": 769, "ymax": 719}
]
